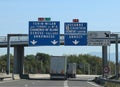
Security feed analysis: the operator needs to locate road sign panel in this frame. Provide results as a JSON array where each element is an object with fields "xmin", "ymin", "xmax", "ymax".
[
  {"xmin": 88, "ymin": 31, "xmax": 111, "ymax": 46},
  {"xmin": 64, "ymin": 22, "xmax": 87, "ymax": 46},
  {"xmin": 104, "ymin": 66, "xmax": 110, "ymax": 73},
  {"xmin": 29, "ymin": 21, "xmax": 60, "ymax": 46},
  {"xmin": 88, "ymin": 31, "xmax": 110, "ymax": 39},
  {"xmin": 88, "ymin": 39, "xmax": 110, "ymax": 46}
]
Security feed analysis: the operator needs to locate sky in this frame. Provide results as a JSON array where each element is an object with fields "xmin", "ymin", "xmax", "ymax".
[{"xmin": 0, "ymin": 0, "xmax": 120, "ymax": 61}]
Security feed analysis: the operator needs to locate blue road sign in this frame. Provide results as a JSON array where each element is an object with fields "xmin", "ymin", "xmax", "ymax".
[
  {"xmin": 29, "ymin": 21, "xmax": 60, "ymax": 46},
  {"xmin": 64, "ymin": 22, "xmax": 87, "ymax": 46}
]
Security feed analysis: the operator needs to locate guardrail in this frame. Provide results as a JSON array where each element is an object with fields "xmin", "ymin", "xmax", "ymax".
[
  {"xmin": 0, "ymin": 36, "xmax": 28, "ymax": 42},
  {"xmin": 0, "ymin": 35, "xmax": 64, "ymax": 42},
  {"xmin": 105, "ymin": 79, "xmax": 120, "ymax": 87},
  {"xmin": 0, "ymin": 35, "xmax": 120, "ymax": 43},
  {"xmin": 0, "ymin": 36, "xmax": 7, "ymax": 42},
  {"xmin": 0, "ymin": 34, "xmax": 120, "ymax": 46}
]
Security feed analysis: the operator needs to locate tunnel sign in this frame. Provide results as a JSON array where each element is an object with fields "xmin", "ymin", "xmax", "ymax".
[
  {"xmin": 29, "ymin": 21, "xmax": 60, "ymax": 46},
  {"xmin": 64, "ymin": 22, "xmax": 87, "ymax": 46}
]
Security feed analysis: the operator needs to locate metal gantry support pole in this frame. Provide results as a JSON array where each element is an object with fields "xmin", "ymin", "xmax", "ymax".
[
  {"xmin": 102, "ymin": 46, "xmax": 108, "ymax": 77},
  {"xmin": 110, "ymin": 34, "xmax": 119, "ymax": 78},
  {"xmin": 7, "ymin": 34, "xmax": 28, "ymax": 75},
  {"xmin": 7, "ymin": 34, "xmax": 10, "ymax": 74},
  {"xmin": 115, "ymin": 34, "xmax": 119, "ymax": 78}
]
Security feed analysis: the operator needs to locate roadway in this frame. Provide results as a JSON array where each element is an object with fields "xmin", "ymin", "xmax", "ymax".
[{"xmin": 0, "ymin": 75, "xmax": 103, "ymax": 87}]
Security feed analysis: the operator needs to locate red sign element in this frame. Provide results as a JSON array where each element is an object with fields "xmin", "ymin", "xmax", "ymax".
[
  {"xmin": 73, "ymin": 19, "xmax": 79, "ymax": 22},
  {"xmin": 104, "ymin": 66, "xmax": 110, "ymax": 73},
  {"xmin": 38, "ymin": 18, "xmax": 44, "ymax": 21}
]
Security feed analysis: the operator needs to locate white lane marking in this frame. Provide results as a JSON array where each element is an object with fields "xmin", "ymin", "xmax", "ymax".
[
  {"xmin": 87, "ymin": 81, "xmax": 102, "ymax": 87},
  {"xmin": 32, "ymin": 82, "xmax": 35, "ymax": 85},
  {"xmin": 64, "ymin": 80, "xmax": 69, "ymax": 87},
  {"xmin": 24, "ymin": 84, "xmax": 28, "ymax": 87},
  {"xmin": 0, "ymin": 80, "xmax": 19, "ymax": 83}
]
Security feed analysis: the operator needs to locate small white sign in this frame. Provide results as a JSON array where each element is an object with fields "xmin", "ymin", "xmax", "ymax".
[
  {"xmin": 88, "ymin": 39, "xmax": 110, "ymax": 46},
  {"xmin": 88, "ymin": 31, "xmax": 111, "ymax": 46},
  {"xmin": 88, "ymin": 31, "xmax": 110, "ymax": 38}
]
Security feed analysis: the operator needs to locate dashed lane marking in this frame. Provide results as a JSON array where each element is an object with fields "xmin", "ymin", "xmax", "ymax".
[
  {"xmin": 87, "ymin": 81, "xmax": 103, "ymax": 87},
  {"xmin": 0, "ymin": 80, "xmax": 20, "ymax": 84},
  {"xmin": 64, "ymin": 80, "xmax": 69, "ymax": 87}
]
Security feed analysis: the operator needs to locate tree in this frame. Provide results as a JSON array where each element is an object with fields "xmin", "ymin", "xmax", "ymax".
[
  {"xmin": 0, "ymin": 54, "xmax": 14, "ymax": 73},
  {"xmin": 24, "ymin": 53, "xmax": 50, "ymax": 74},
  {"xmin": 0, "ymin": 53, "xmax": 116, "ymax": 75},
  {"xmin": 35, "ymin": 53, "xmax": 50, "ymax": 73},
  {"xmin": 67, "ymin": 54, "xmax": 103, "ymax": 74}
]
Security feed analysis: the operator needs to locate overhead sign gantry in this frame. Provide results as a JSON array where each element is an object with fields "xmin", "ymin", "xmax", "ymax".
[
  {"xmin": 88, "ymin": 31, "xmax": 111, "ymax": 46},
  {"xmin": 29, "ymin": 18, "xmax": 87, "ymax": 46},
  {"xmin": 64, "ymin": 20, "xmax": 87, "ymax": 46},
  {"xmin": 29, "ymin": 18, "xmax": 60, "ymax": 46}
]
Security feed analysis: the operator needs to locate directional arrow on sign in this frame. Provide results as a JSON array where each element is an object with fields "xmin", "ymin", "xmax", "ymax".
[
  {"xmin": 30, "ymin": 40, "xmax": 37, "ymax": 45},
  {"xmin": 51, "ymin": 40, "xmax": 58, "ymax": 45},
  {"xmin": 72, "ymin": 40, "xmax": 79, "ymax": 45},
  {"xmin": 104, "ymin": 32, "xmax": 109, "ymax": 37}
]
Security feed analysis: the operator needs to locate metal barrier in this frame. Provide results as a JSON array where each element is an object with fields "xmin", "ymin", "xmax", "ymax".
[
  {"xmin": 0, "ymin": 35, "xmax": 64, "ymax": 46},
  {"xmin": 1, "ymin": 33, "xmax": 120, "ymax": 46},
  {"xmin": 0, "ymin": 36, "xmax": 7, "ymax": 42},
  {"xmin": 105, "ymin": 80, "xmax": 120, "ymax": 87},
  {"xmin": 0, "ymin": 36, "xmax": 28, "ymax": 42},
  {"xmin": 1, "ymin": 34, "xmax": 120, "ymax": 43}
]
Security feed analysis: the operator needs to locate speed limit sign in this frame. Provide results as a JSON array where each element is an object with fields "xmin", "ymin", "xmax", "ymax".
[{"xmin": 104, "ymin": 66, "xmax": 110, "ymax": 73}]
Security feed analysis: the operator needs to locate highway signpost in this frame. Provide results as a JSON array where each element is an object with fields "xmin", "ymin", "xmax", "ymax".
[
  {"xmin": 88, "ymin": 31, "xmax": 111, "ymax": 46},
  {"xmin": 29, "ymin": 21, "xmax": 60, "ymax": 46},
  {"xmin": 104, "ymin": 66, "xmax": 110, "ymax": 74},
  {"xmin": 64, "ymin": 22, "xmax": 87, "ymax": 46}
]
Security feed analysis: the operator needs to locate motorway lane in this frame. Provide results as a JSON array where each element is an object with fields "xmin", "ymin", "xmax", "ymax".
[
  {"xmin": 0, "ymin": 80, "xmax": 64, "ymax": 87},
  {"xmin": 0, "ymin": 75, "xmax": 103, "ymax": 87},
  {"xmin": 0, "ymin": 80, "xmax": 103, "ymax": 87},
  {"xmin": 68, "ymin": 80, "xmax": 102, "ymax": 87}
]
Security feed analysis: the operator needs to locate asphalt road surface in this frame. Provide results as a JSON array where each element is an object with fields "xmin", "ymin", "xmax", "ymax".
[{"xmin": 0, "ymin": 75, "xmax": 103, "ymax": 87}]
